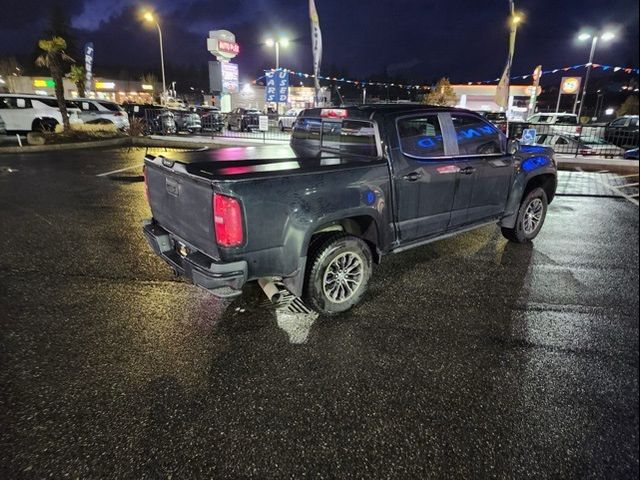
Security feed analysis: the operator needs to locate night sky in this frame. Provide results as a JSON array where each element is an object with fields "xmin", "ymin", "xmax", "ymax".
[{"xmin": 1, "ymin": 0, "xmax": 638, "ymax": 85}]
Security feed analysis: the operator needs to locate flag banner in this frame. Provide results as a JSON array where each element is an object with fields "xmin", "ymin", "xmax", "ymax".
[
  {"xmin": 84, "ymin": 42, "xmax": 94, "ymax": 93},
  {"xmin": 495, "ymin": 65, "xmax": 509, "ymax": 109},
  {"xmin": 309, "ymin": 0, "xmax": 322, "ymax": 104},
  {"xmin": 265, "ymin": 69, "xmax": 289, "ymax": 103}
]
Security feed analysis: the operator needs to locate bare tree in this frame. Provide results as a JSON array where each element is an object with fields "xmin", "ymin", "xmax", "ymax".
[{"xmin": 36, "ymin": 37, "xmax": 74, "ymax": 130}]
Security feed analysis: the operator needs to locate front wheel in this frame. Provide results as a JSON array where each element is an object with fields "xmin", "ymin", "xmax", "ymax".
[
  {"xmin": 303, "ymin": 234, "xmax": 373, "ymax": 315},
  {"xmin": 501, "ymin": 187, "xmax": 548, "ymax": 243}
]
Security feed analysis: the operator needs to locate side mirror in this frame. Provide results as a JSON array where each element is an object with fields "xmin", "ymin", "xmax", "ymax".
[{"xmin": 507, "ymin": 139, "xmax": 520, "ymax": 155}]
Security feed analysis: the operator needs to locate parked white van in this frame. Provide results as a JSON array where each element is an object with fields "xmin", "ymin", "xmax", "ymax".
[{"xmin": 0, "ymin": 94, "xmax": 82, "ymax": 133}]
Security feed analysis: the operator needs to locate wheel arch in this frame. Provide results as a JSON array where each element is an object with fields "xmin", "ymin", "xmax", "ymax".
[{"xmin": 524, "ymin": 173, "xmax": 556, "ymax": 204}]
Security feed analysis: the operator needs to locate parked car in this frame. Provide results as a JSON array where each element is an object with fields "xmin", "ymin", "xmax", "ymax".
[
  {"xmin": 0, "ymin": 113, "xmax": 6, "ymax": 134},
  {"xmin": 278, "ymin": 108, "xmax": 302, "ymax": 131},
  {"xmin": 604, "ymin": 115, "xmax": 639, "ymax": 150},
  {"xmin": 171, "ymin": 107, "xmax": 202, "ymax": 133},
  {"xmin": 123, "ymin": 103, "xmax": 176, "ymax": 135},
  {"xmin": 227, "ymin": 107, "xmax": 260, "ymax": 132},
  {"xmin": 197, "ymin": 106, "xmax": 224, "ymax": 132},
  {"xmin": 480, "ymin": 111, "xmax": 508, "ymax": 133},
  {"xmin": 142, "ymin": 104, "xmax": 557, "ymax": 314},
  {"xmin": 623, "ymin": 148, "xmax": 639, "ymax": 160},
  {"xmin": 527, "ymin": 112, "xmax": 582, "ymax": 136},
  {"xmin": 165, "ymin": 97, "xmax": 187, "ymax": 109},
  {"xmin": 536, "ymin": 133, "xmax": 625, "ymax": 157},
  {"xmin": 71, "ymin": 98, "xmax": 130, "ymax": 130},
  {"xmin": 0, "ymin": 94, "xmax": 82, "ymax": 133}
]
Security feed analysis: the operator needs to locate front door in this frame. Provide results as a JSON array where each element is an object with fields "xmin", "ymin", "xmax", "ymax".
[
  {"xmin": 447, "ymin": 113, "xmax": 514, "ymax": 228},
  {"xmin": 392, "ymin": 113, "xmax": 460, "ymax": 242}
]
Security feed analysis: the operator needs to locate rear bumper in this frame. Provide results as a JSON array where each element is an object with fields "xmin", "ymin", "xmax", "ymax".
[{"xmin": 143, "ymin": 220, "xmax": 247, "ymax": 298}]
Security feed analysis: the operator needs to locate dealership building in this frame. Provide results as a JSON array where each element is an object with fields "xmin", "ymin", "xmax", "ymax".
[{"xmin": 0, "ymin": 75, "xmax": 162, "ymax": 104}]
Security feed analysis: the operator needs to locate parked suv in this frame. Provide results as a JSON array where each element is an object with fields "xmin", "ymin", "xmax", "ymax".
[
  {"xmin": 604, "ymin": 115, "xmax": 639, "ymax": 150},
  {"xmin": 0, "ymin": 94, "xmax": 82, "ymax": 133},
  {"xmin": 227, "ymin": 107, "xmax": 260, "ymax": 132},
  {"xmin": 72, "ymin": 98, "xmax": 130, "ymax": 130}
]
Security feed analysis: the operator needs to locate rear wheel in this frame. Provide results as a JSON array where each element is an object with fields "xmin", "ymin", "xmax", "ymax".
[
  {"xmin": 501, "ymin": 187, "xmax": 548, "ymax": 243},
  {"xmin": 303, "ymin": 233, "xmax": 372, "ymax": 315}
]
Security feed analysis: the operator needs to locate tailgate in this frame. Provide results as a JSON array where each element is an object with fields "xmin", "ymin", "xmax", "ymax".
[{"xmin": 145, "ymin": 156, "xmax": 220, "ymax": 260}]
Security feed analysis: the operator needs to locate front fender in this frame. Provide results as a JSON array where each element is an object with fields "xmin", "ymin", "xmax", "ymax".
[{"xmin": 501, "ymin": 146, "xmax": 557, "ymax": 229}]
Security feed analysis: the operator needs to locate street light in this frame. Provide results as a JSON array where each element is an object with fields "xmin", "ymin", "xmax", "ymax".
[
  {"xmin": 575, "ymin": 30, "xmax": 615, "ymax": 120},
  {"xmin": 265, "ymin": 37, "xmax": 290, "ymax": 70},
  {"xmin": 142, "ymin": 10, "xmax": 167, "ymax": 105}
]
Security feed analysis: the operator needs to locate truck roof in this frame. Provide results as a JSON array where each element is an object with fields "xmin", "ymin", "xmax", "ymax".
[{"xmin": 299, "ymin": 104, "xmax": 472, "ymax": 120}]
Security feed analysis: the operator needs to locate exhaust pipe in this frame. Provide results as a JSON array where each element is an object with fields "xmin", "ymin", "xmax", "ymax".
[{"xmin": 258, "ymin": 278, "xmax": 283, "ymax": 303}]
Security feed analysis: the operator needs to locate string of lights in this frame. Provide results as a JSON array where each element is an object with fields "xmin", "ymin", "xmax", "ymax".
[{"xmin": 255, "ymin": 63, "xmax": 639, "ymax": 90}]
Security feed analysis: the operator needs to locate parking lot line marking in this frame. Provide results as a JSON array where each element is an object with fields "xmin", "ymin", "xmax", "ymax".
[
  {"xmin": 96, "ymin": 164, "xmax": 144, "ymax": 177},
  {"xmin": 620, "ymin": 173, "xmax": 639, "ymax": 178},
  {"xmin": 620, "ymin": 182, "xmax": 639, "ymax": 188},
  {"xmin": 576, "ymin": 168, "xmax": 639, "ymax": 206}
]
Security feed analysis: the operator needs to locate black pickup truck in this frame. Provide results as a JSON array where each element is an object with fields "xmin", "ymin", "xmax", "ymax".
[{"xmin": 143, "ymin": 105, "xmax": 557, "ymax": 314}]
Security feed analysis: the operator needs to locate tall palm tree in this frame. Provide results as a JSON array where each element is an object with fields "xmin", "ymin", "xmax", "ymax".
[
  {"xmin": 36, "ymin": 36, "xmax": 73, "ymax": 130},
  {"xmin": 67, "ymin": 65, "xmax": 85, "ymax": 98}
]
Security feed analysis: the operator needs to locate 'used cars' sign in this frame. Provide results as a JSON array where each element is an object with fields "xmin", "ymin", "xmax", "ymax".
[{"xmin": 265, "ymin": 69, "xmax": 289, "ymax": 103}]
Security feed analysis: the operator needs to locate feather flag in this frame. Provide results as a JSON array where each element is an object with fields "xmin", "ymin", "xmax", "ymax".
[{"xmin": 309, "ymin": 0, "xmax": 322, "ymax": 105}]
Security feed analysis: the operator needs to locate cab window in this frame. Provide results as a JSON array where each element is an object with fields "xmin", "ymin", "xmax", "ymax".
[
  {"xmin": 319, "ymin": 120, "xmax": 377, "ymax": 157},
  {"xmin": 292, "ymin": 117, "xmax": 321, "ymax": 141},
  {"xmin": 397, "ymin": 115, "xmax": 445, "ymax": 158},
  {"xmin": 451, "ymin": 114, "xmax": 504, "ymax": 155}
]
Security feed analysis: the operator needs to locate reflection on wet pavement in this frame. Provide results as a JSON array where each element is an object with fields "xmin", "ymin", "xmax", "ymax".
[{"xmin": 0, "ymin": 149, "xmax": 638, "ymax": 478}]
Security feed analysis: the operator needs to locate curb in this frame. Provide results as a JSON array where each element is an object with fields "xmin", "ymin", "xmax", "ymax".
[
  {"xmin": 0, "ymin": 137, "xmax": 131, "ymax": 154},
  {"xmin": 0, "ymin": 135, "xmax": 287, "ymax": 155},
  {"xmin": 557, "ymin": 159, "xmax": 639, "ymax": 174}
]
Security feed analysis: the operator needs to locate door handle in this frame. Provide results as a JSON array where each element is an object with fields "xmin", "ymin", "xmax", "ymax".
[
  {"xmin": 403, "ymin": 171, "xmax": 422, "ymax": 182},
  {"xmin": 459, "ymin": 166, "xmax": 476, "ymax": 175}
]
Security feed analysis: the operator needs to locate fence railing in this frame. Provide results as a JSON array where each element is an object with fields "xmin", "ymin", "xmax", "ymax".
[
  {"xmin": 508, "ymin": 122, "xmax": 638, "ymax": 158},
  {"xmin": 137, "ymin": 109, "xmax": 291, "ymax": 141}
]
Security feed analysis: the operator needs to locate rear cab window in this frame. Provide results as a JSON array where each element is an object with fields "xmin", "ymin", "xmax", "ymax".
[
  {"xmin": 293, "ymin": 116, "xmax": 379, "ymax": 158},
  {"xmin": 97, "ymin": 101, "xmax": 123, "ymax": 112}
]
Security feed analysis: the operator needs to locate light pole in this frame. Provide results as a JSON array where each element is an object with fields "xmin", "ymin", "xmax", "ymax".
[
  {"xmin": 576, "ymin": 31, "xmax": 615, "ymax": 120},
  {"xmin": 265, "ymin": 37, "xmax": 290, "ymax": 70},
  {"xmin": 143, "ymin": 11, "xmax": 167, "ymax": 105}
]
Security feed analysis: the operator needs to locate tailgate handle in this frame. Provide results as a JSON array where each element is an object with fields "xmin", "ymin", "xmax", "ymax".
[{"xmin": 165, "ymin": 178, "xmax": 180, "ymax": 197}]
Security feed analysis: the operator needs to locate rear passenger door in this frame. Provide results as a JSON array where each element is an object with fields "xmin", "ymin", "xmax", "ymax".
[{"xmin": 447, "ymin": 113, "xmax": 514, "ymax": 227}]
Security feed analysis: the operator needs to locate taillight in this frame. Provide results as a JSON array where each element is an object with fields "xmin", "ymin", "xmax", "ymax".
[
  {"xmin": 578, "ymin": 148, "xmax": 594, "ymax": 156},
  {"xmin": 113, "ymin": 111, "xmax": 124, "ymax": 116},
  {"xmin": 576, "ymin": 126, "xmax": 583, "ymax": 134},
  {"xmin": 143, "ymin": 167, "xmax": 149, "ymax": 203},
  {"xmin": 213, "ymin": 193, "xmax": 243, "ymax": 247}
]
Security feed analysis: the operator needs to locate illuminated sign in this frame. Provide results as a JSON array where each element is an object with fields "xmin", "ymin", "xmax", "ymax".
[
  {"xmin": 33, "ymin": 79, "xmax": 55, "ymax": 88},
  {"xmin": 221, "ymin": 63, "xmax": 239, "ymax": 93},
  {"xmin": 207, "ymin": 30, "xmax": 239, "ymax": 61},
  {"xmin": 265, "ymin": 69, "xmax": 289, "ymax": 103},
  {"xmin": 560, "ymin": 77, "xmax": 581, "ymax": 94},
  {"xmin": 141, "ymin": 84, "xmax": 154, "ymax": 90},
  {"xmin": 95, "ymin": 81, "xmax": 115, "ymax": 90},
  {"xmin": 218, "ymin": 40, "xmax": 239, "ymax": 55}
]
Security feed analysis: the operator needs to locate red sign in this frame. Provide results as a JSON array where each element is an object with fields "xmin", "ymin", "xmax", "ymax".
[{"xmin": 218, "ymin": 40, "xmax": 240, "ymax": 55}]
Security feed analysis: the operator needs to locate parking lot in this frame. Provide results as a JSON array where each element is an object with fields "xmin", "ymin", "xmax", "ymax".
[{"xmin": 1, "ymin": 148, "xmax": 638, "ymax": 478}]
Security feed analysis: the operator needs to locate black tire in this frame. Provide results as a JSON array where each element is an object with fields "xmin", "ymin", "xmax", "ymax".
[
  {"xmin": 303, "ymin": 233, "xmax": 373, "ymax": 315},
  {"xmin": 32, "ymin": 118, "xmax": 58, "ymax": 133},
  {"xmin": 501, "ymin": 187, "xmax": 548, "ymax": 243},
  {"xmin": 278, "ymin": 121, "xmax": 284, "ymax": 132}
]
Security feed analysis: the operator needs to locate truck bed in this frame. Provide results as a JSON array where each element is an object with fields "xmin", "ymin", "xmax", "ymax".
[{"xmin": 147, "ymin": 145, "xmax": 382, "ymax": 181}]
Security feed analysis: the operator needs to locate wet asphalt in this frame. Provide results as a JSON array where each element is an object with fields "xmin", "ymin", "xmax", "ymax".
[{"xmin": 0, "ymin": 148, "xmax": 638, "ymax": 479}]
